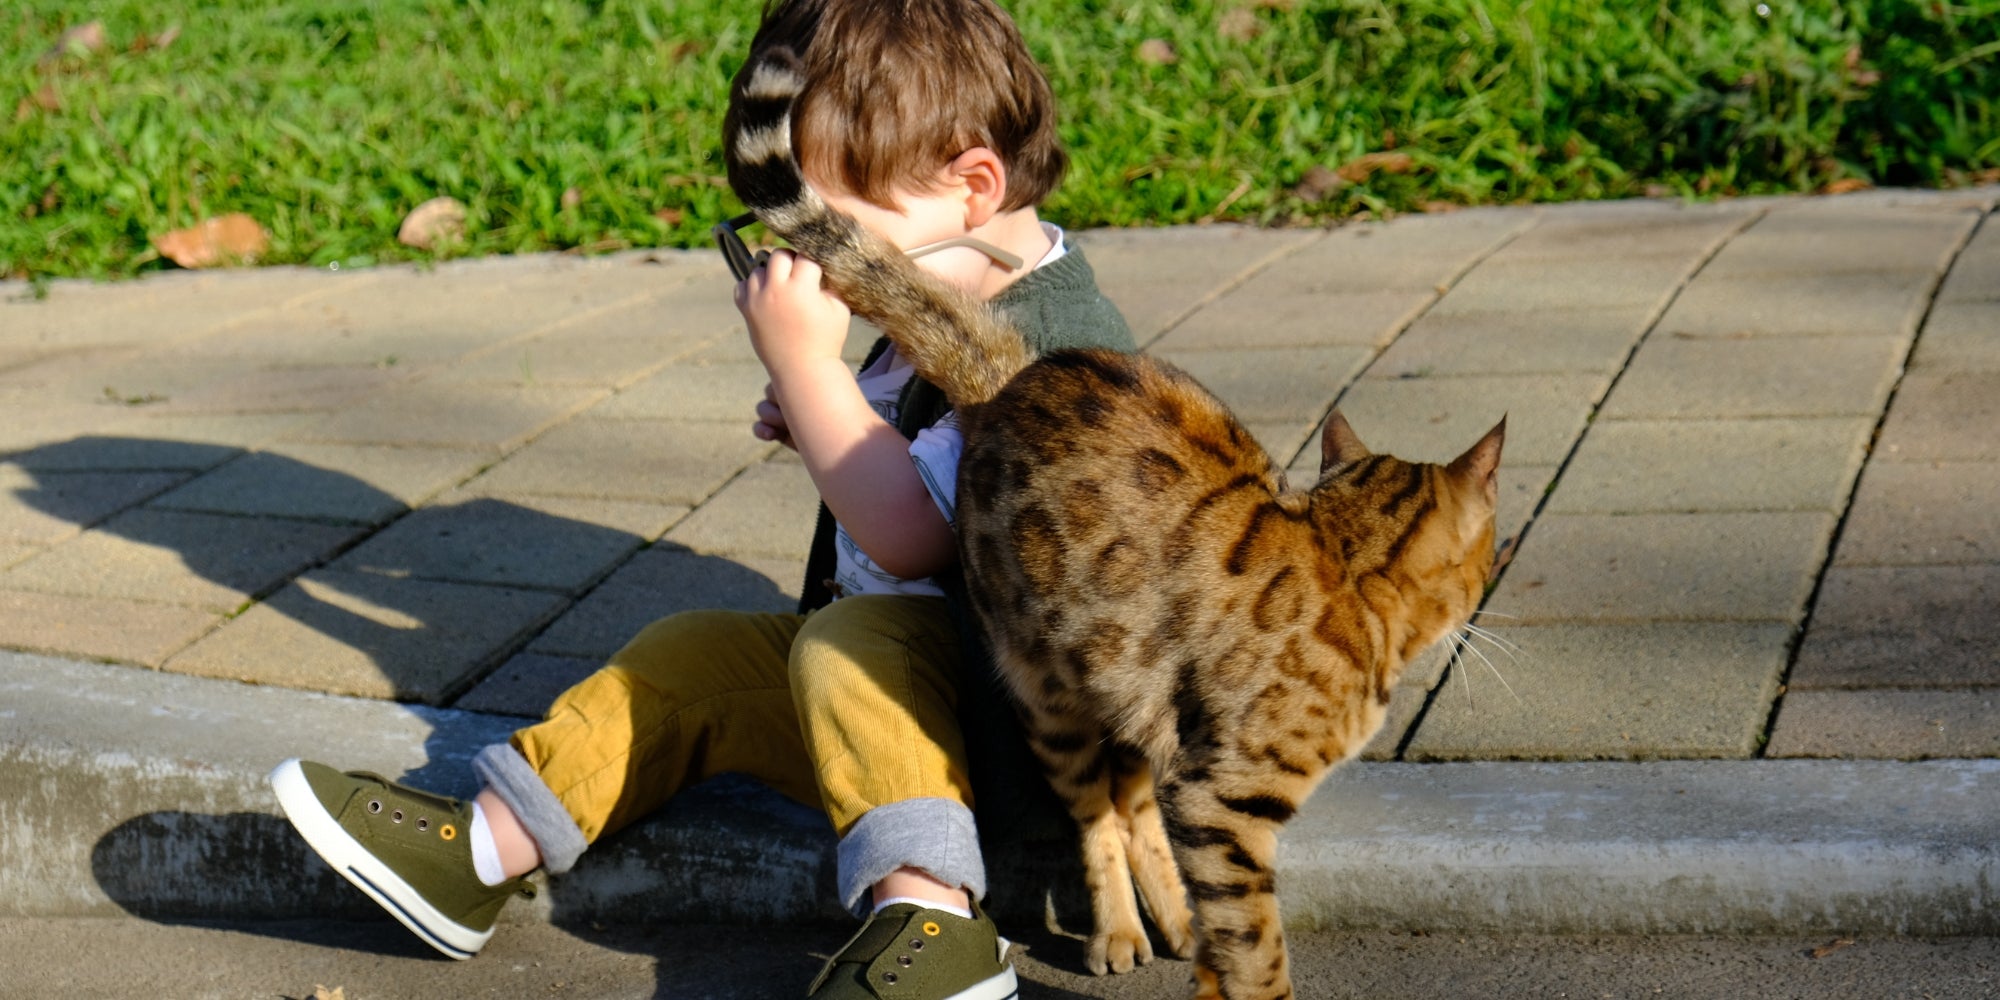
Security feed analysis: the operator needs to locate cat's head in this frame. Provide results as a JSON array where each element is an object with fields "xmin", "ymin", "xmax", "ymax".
[{"xmin": 1314, "ymin": 410, "xmax": 1506, "ymax": 666}]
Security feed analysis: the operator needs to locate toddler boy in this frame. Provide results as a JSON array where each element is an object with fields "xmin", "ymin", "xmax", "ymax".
[{"xmin": 272, "ymin": 2, "xmax": 1134, "ymax": 997}]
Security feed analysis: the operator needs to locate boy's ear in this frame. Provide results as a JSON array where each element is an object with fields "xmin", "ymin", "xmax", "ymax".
[{"xmin": 949, "ymin": 147, "xmax": 1007, "ymax": 228}]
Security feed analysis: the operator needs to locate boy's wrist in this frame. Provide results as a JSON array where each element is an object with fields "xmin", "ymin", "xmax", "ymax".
[{"xmin": 764, "ymin": 354, "xmax": 854, "ymax": 395}]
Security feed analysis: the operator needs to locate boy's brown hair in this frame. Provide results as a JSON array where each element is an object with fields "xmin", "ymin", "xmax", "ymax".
[{"xmin": 737, "ymin": 0, "xmax": 1066, "ymax": 212}]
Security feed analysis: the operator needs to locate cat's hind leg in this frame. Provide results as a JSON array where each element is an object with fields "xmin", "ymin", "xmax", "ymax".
[
  {"xmin": 1156, "ymin": 757, "xmax": 1296, "ymax": 1000},
  {"xmin": 1110, "ymin": 750, "xmax": 1195, "ymax": 960}
]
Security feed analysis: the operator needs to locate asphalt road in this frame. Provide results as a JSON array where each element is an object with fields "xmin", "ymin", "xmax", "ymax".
[{"xmin": 2, "ymin": 916, "xmax": 1994, "ymax": 999}]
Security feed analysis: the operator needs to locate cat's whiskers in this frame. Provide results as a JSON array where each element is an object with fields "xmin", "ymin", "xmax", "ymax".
[
  {"xmin": 1456, "ymin": 626, "xmax": 1523, "ymax": 704},
  {"xmin": 1462, "ymin": 621, "xmax": 1522, "ymax": 658},
  {"xmin": 1445, "ymin": 630, "xmax": 1478, "ymax": 710}
]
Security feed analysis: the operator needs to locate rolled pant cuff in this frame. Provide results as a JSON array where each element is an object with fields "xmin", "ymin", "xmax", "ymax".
[
  {"xmin": 836, "ymin": 797, "xmax": 987, "ymax": 916},
  {"xmin": 473, "ymin": 743, "xmax": 590, "ymax": 875}
]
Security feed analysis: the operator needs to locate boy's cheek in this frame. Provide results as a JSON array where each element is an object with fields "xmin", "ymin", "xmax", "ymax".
[{"xmin": 908, "ymin": 251, "xmax": 987, "ymax": 294}]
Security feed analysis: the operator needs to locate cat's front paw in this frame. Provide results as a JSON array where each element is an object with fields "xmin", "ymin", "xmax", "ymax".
[{"xmin": 1087, "ymin": 924, "xmax": 1155, "ymax": 975}]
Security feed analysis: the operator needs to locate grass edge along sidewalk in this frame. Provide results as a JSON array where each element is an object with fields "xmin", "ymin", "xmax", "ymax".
[{"xmin": 6, "ymin": 0, "xmax": 1999, "ymax": 280}]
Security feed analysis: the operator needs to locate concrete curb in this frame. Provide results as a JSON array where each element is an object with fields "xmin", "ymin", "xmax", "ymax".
[{"xmin": 5, "ymin": 650, "xmax": 1993, "ymax": 935}]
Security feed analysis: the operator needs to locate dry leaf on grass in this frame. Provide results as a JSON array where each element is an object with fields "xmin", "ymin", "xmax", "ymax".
[
  {"xmin": 44, "ymin": 20, "xmax": 108, "ymax": 62},
  {"xmin": 398, "ymin": 196, "xmax": 468, "ymax": 250},
  {"xmin": 1289, "ymin": 164, "xmax": 1346, "ymax": 203},
  {"xmin": 661, "ymin": 173, "xmax": 729, "ymax": 188},
  {"xmin": 14, "ymin": 85, "xmax": 61, "ymax": 123},
  {"xmin": 1137, "ymin": 38, "xmax": 1178, "ymax": 65},
  {"xmin": 1336, "ymin": 151, "xmax": 1416, "ymax": 184},
  {"xmin": 133, "ymin": 25, "xmax": 182, "ymax": 53},
  {"xmin": 561, "ymin": 187, "xmax": 583, "ymax": 211},
  {"xmin": 1819, "ymin": 178, "xmax": 1872, "ymax": 195},
  {"xmin": 1218, "ymin": 9, "xmax": 1263, "ymax": 40},
  {"xmin": 153, "ymin": 213, "xmax": 268, "ymax": 268},
  {"xmin": 653, "ymin": 206, "xmax": 686, "ymax": 225},
  {"xmin": 1290, "ymin": 152, "xmax": 1419, "ymax": 203}
]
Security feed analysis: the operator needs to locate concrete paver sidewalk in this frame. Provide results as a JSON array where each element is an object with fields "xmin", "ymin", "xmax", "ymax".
[{"xmin": 1, "ymin": 189, "xmax": 1996, "ymax": 936}]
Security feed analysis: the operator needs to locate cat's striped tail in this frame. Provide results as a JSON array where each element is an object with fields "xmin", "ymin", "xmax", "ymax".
[{"xmin": 722, "ymin": 47, "xmax": 1030, "ymax": 411}]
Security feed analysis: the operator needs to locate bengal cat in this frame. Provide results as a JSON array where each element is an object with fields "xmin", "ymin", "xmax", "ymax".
[{"xmin": 726, "ymin": 49, "xmax": 1505, "ymax": 1000}]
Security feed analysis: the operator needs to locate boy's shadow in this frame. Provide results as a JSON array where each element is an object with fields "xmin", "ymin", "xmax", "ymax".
[{"xmin": 24, "ymin": 434, "xmax": 1114, "ymax": 990}]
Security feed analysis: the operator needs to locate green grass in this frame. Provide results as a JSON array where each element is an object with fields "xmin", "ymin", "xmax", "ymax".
[{"xmin": 5, "ymin": 0, "xmax": 1998, "ymax": 280}]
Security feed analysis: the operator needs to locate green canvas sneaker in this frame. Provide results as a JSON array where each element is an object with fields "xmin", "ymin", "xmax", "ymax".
[
  {"xmin": 269, "ymin": 758, "xmax": 535, "ymax": 960},
  {"xmin": 807, "ymin": 901, "xmax": 1018, "ymax": 1000}
]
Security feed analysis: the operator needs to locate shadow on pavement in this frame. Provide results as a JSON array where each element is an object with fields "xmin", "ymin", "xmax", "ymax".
[
  {"xmin": 7, "ymin": 436, "xmax": 822, "ymax": 981},
  {"xmin": 16, "ymin": 434, "xmax": 1117, "ymax": 992}
]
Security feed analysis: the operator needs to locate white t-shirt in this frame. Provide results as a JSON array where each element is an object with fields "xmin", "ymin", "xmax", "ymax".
[{"xmin": 829, "ymin": 224, "xmax": 1067, "ymax": 599}]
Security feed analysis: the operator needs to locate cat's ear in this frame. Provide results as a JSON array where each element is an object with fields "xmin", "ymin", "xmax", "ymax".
[
  {"xmin": 1320, "ymin": 410, "xmax": 1373, "ymax": 474},
  {"xmin": 1448, "ymin": 415, "xmax": 1506, "ymax": 505}
]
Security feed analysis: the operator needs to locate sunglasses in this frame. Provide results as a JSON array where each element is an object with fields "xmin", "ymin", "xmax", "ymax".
[{"xmin": 711, "ymin": 212, "xmax": 1024, "ymax": 282}]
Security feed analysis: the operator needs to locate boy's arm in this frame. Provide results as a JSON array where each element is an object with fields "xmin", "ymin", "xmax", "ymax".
[{"xmin": 736, "ymin": 251, "xmax": 958, "ymax": 580}]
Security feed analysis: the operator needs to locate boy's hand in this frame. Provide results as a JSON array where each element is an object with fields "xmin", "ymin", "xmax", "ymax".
[
  {"xmin": 735, "ymin": 250, "xmax": 852, "ymax": 380},
  {"xmin": 752, "ymin": 381, "xmax": 796, "ymax": 449}
]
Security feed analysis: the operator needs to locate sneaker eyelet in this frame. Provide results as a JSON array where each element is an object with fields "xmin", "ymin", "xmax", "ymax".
[
  {"xmin": 922, "ymin": 921, "xmax": 941, "ymax": 937},
  {"xmin": 897, "ymin": 955, "xmax": 912, "ymax": 967},
  {"xmin": 883, "ymin": 972, "xmax": 898, "ymax": 985},
  {"xmin": 416, "ymin": 817, "xmax": 430, "ymax": 832},
  {"xmin": 440, "ymin": 823, "xmax": 458, "ymax": 841},
  {"xmin": 909, "ymin": 939, "xmax": 924, "ymax": 951},
  {"xmin": 367, "ymin": 800, "xmax": 383, "ymax": 814},
  {"xmin": 391, "ymin": 809, "xmax": 405, "ymax": 823}
]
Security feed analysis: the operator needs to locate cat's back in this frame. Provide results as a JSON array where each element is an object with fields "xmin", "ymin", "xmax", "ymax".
[
  {"xmin": 956, "ymin": 347, "xmax": 1311, "ymax": 622},
  {"xmin": 961, "ymin": 347, "xmax": 1282, "ymax": 516}
]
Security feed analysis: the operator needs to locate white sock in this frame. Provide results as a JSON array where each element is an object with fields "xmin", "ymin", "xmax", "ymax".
[
  {"xmin": 874, "ymin": 895, "xmax": 972, "ymax": 920},
  {"xmin": 469, "ymin": 801, "xmax": 509, "ymax": 886}
]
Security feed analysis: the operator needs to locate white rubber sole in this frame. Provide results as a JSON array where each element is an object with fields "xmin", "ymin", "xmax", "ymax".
[
  {"xmin": 946, "ymin": 961, "xmax": 1019, "ymax": 1000},
  {"xmin": 269, "ymin": 758, "xmax": 488, "ymax": 960}
]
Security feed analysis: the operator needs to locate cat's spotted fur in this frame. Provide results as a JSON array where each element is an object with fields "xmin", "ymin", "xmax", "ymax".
[{"xmin": 727, "ymin": 48, "xmax": 1505, "ymax": 1000}]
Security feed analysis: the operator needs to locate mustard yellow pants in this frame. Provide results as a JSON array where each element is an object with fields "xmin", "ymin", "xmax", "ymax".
[{"xmin": 491, "ymin": 594, "xmax": 984, "ymax": 908}]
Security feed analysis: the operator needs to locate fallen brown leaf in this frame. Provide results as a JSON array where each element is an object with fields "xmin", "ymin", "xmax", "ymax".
[
  {"xmin": 1289, "ymin": 164, "xmax": 1345, "ymax": 203},
  {"xmin": 1808, "ymin": 937, "xmax": 1856, "ymax": 959},
  {"xmin": 662, "ymin": 173, "xmax": 729, "ymax": 189},
  {"xmin": 399, "ymin": 196, "xmax": 468, "ymax": 249},
  {"xmin": 153, "ymin": 213, "xmax": 268, "ymax": 268},
  {"xmin": 133, "ymin": 25, "xmax": 182, "ymax": 53},
  {"xmin": 653, "ymin": 206, "xmax": 686, "ymax": 226},
  {"xmin": 1218, "ymin": 8, "xmax": 1263, "ymax": 40},
  {"xmin": 45, "ymin": 20, "xmax": 108, "ymax": 62},
  {"xmin": 1420, "ymin": 200, "xmax": 1462, "ymax": 214},
  {"xmin": 1819, "ymin": 178, "xmax": 1872, "ymax": 195},
  {"xmin": 1137, "ymin": 38, "xmax": 1178, "ymax": 65},
  {"xmin": 561, "ymin": 187, "xmax": 583, "ymax": 211},
  {"xmin": 1336, "ymin": 151, "xmax": 1416, "ymax": 184},
  {"xmin": 313, "ymin": 986, "xmax": 346, "ymax": 1000},
  {"xmin": 14, "ymin": 85, "xmax": 61, "ymax": 123}
]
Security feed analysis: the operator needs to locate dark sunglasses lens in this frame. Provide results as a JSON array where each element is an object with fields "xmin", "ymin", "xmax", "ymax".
[{"xmin": 713, "ymin": 216, "xmax": 759, "ymax": 281}]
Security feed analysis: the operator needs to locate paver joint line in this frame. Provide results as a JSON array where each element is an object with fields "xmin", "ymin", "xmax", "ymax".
[
  {"xmin": 1757, "ymin": 198, "xmax": 1997, "ymax": 757},
  {"xmin": 1390, "ymin": 205, "xmax": 1769, "ymax": 759}
]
